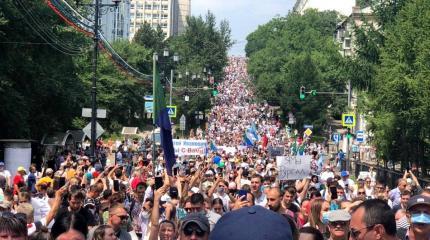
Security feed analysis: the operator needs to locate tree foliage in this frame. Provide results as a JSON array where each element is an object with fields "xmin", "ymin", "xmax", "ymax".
[
  {"xmin": 246, "ymin": 10, "xmax": 347, "ymax": 132},
  {"xmin": 167, "ymin": 11, "xmax": 232, "ymax": 125},
  {"xmin": 366, "ymin": 0, "xmax": 430, "ymax": 173},
  {"xmin": 0, "ymin": 1, "xmax": 231, "ymax": 139}
]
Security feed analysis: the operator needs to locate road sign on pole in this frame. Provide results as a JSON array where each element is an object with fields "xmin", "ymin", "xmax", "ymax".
[
  {"xmin": 304, "ymin": 128, "xmax": 313, "ymax": 136},
  {"xmin": 342, "ymin": 113, "xmax": 356, "ymax": 127},
  {"xmin": 82, "ymin": 108, "xmax": 107, "ymax": 118},
  {"xmin": 356, "ymin": 130, "xmax": 365, "ymax": 143},
  {"xmin": 83, "ymin": 121, "xmax": 105, "ymax": 139},
  {"xmin": 332, "ymin": 133, "xmax": 340, "ymax": 143},
  {"xmin": 166, "ymin": 105, "xmax": 177, "ymax": 118}
]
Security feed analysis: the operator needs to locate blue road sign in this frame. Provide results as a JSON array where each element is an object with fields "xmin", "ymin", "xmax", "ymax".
[
  {"xmin": 332, "ymin": 133, "xmax": 340, "ymax": 143},
  {"xmin": 356, "ymin": 130, "xmax": 365, "ymax": 143},
  {"xmin": 303, "ymin": 124, "xmax": 314, "ymax": 129},
  {"xmin": 342, "ymin": 113, "xmax": 356, "ymax": 127},
  {"xmin": 166, "ymin": 105, "xmax": 177, "ymax": 118}
]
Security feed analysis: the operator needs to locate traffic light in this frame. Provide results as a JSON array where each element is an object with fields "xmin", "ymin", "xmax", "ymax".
[
  {"xmin": 311, "ymin": 90, "xmax": 317, "ymax": 96},
  {"xmin": 346, "ymin": 128, "xmax": 352, "ymax": 139},
  {"xmin": 300, "ymin": 86, "xmax": 306, "ymax": 100}
]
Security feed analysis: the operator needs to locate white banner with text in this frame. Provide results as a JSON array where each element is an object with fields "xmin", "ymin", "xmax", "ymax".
[
  {"xmin": 173, "ymin": 139, "xmax": 208, "ymax": 156},
  {"xmin": 276, "ymin": 155, "xmax": 312, "ymax": 180}
]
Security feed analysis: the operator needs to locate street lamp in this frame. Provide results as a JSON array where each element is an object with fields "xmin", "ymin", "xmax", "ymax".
[{"xmin": 75, "ymin": 0, "xmax": 121, "ymax": 163}]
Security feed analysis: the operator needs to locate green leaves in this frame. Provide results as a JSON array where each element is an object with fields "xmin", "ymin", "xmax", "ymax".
[
  {"xmin": 366, "ymin": 0, "xmax": 430, "ymax": 170},
  {"xmin": 246, "ymin": 10, "xmax": 346, "ymax": 132}
]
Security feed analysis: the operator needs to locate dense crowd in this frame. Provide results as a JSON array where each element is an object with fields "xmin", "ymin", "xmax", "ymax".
[{"xmin": 0, "ymin": 57, "xmax": 429, "ymax": 240}]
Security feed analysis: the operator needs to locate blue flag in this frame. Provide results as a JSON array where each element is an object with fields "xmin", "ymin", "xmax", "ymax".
[{"xmin": 153, "ymin": 65, "xmax": 175, "ymax": 176}]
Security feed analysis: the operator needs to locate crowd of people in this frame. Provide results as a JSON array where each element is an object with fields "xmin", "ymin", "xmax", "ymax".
[{"xmin": 0, "ymin": 57, "xmax": 429, "ymax": 240}]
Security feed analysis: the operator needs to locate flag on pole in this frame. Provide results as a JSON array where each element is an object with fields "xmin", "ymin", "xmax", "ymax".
[
  {"xmin": 243, "ymin": 132, "xmax": 254, "ymax": 147},
  {"xmin": 153, "ymin": 65, "xmax": 175, "ymax": 176}
]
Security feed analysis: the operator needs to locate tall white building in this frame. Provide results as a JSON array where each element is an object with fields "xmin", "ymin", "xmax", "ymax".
[
  {"xmin": 128, "ymin": 0, "xmax": 191, "ymax": 41},
  {"xmin": 100, "ymin": 0, "xmax": 131, "ymax": 42},
  {"xmin": 293, "ymin": 0, "xmax": 356, "ymax": 16}
]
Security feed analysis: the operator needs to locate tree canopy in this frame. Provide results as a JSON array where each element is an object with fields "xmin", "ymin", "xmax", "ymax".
[{"xmin": 246, "ymin": 10, "xmax": 347, "ymax": 132}]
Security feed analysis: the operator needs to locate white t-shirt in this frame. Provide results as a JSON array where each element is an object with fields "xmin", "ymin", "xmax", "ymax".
[{"xmin": 31, "ymin": 196, "xmax": 51, "ymax": 222}]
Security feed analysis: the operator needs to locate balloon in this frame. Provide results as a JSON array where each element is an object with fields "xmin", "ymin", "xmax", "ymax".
[
  {"xmin": 218, "ymin": 161, "xmax": 225, "ymax": 168},
  {"xmin": 213, "ymin": 156, "xmax": 221, "ymax": 164}
]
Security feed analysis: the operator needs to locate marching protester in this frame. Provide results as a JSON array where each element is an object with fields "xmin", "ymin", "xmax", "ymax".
[{"xmin": 0, "ymin": 56, "xmax": 428, "ymax": 240}]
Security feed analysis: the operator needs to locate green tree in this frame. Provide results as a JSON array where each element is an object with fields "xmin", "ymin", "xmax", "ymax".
[
  {"xmin": 367, "ymin": 0, "xmax": 430, "ymax": 174},
  {"xmin": 167, "ymin": 11, "xmax": 232, "ymax": 127},
  {"xmin": 133, "ymin": 22, "xmax": 166, "ymax": 52},
  {"xmin": 247, "ymin": 10, "xmax": 347, "ymax": 132},
  {"xmin": 0, "ymin": 0, "xmax": 89, "ymax": 139}
]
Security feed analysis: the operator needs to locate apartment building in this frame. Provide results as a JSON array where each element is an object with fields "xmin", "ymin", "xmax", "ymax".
[
  {"xmin": 100, "ymin": 0, "xmax": 131, "ymax": 42},
  {"xmin": 128, "ymin": 0, "xmax": 191, "ymax": 41}
]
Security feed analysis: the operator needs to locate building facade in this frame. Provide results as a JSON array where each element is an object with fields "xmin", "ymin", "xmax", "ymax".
[
  {"xmin": 128, "ymin": 0, "xmax": 191, "ymax": 41},
  {"xmin": 100, "ymin": 0, "xmax": 131, "ymax": 42}
]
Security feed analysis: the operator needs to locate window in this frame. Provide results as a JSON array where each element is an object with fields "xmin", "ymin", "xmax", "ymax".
[
  {"xmin": 162, "ymin": 5, "xmax": 168, "ymax": 10},
  {"xmin": 161, "ymin": 14, "xmax": 168, "ymax": 19},
  {"xmin": 130, "ymin": 13, "xmax": 135, "ymax": 18},
  {"xmin": 130, "ymin": 3, "xmax": 135, "ymax": 9},
  {"xmin": 153, "ymin": 13, "xmax": 159, "ymax": 18},
  {"xmin": 137, "ymin": 3, "xmax": 144, "ymax": 9},
  {"xmin": 145, "ymin": 14, "xmax": 152, "ymax": 18},
  {"xmin": 144, "ymin": 4, "xmax": 151, "ymax": 10},
  {"xmin": 153, "ymin": 5, "xmax": 160, "ymax": 10},
  {"xmin": 136, "ymin": 12, "xmax": 143, "ymax": 19}
]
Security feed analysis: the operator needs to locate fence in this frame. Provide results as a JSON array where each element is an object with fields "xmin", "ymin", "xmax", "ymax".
[{"xmin": 354, "ymin": 161, "xmax": 430, "ymax": 189}]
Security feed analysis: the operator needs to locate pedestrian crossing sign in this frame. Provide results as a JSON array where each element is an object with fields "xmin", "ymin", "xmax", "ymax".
[
  {"xmin": 166, "ymin": 106, "xmax": 177, "ymax": 118},
  {"xmin": 342, "ymin": 113, "xmax": 356, "ymax": 127}
]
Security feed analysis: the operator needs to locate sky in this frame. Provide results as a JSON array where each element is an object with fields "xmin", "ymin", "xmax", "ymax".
[{"xmin": 191, "ymin": 0, "xmax": 296, "ymax": 56}]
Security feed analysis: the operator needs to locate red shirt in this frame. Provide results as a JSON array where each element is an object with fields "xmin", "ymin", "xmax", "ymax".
[{"xmin": 13, "ymin": 174, "xmax": 24, "ymax": 194}]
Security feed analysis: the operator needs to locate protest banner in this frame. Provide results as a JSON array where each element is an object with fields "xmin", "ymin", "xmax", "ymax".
[
  {"xmin": 268, "ymin": 146, "xmax": 285, "ymax": 157},
  {"xmin": 173, "ymin": 139, "xmax": 208, "ymax": 156},
  {"xmin": 217, "ymin": 146, "xmax": 237, "ymax": 154},
  {"xmin": 276, "ymin": 155, "xmax": 312, "ymax": 180}
]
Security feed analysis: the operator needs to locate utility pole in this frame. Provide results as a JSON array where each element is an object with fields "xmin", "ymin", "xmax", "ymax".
[{"xmin": 76, "ymin": 0, "xmax": 121, "ymax": 162}]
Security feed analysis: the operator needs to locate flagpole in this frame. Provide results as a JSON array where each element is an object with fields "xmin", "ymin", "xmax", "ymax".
[{"xmin": 152, "ymin": 53, "xmax": 157, "ymax": 176}]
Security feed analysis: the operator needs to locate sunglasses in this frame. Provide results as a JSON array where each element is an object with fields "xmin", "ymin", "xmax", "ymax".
[
  {"xmin": 358, "ymin": 192, "xmax": 366, "ymax": 195},
  {"xmin": 329, "ymin": 221, "xmax": 348, "ymax": 227},
  {"xmin": 116, "ymin": 215, "xmax": 129, "ymax": 221},
  {"xmin": 350, "ymin": 225, "xmax": 376, "ymax": 239},
  {"xmin": 184, "ymin": 225, "xmax": 205, "ymax": 237}
]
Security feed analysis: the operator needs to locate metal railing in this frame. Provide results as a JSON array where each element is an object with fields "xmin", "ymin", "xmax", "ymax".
[{"xmin": 354, "ymin": 161, "xmax": 430, "ymax": 189}]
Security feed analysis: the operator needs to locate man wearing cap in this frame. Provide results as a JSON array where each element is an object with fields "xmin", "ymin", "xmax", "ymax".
[
  {"xmin": 326, "ymin": 210, "xmax": 350, "ymax": 240},
  {"xmin": 180, "ymin": 213, "xmax": 210, "ymax": 240},
  {"xmin": 405, "ymin": 195, "xmax": 430, "ymax": 240},
  {"xmin": 36, "ymin": 168, "xmax": 54, "ymax": 191},
  {"xmin": 13, "ymin": 166, "xmax": 26, "ymax": 194},
  {"xmin": 338, "ymin": 171, "xmax": 355, "ymax": 201}
]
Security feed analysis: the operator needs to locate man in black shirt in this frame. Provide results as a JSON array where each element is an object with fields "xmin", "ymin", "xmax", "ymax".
[{"xmin": 55, "ymin": 189, "xmax": 97, "ymax": 227}]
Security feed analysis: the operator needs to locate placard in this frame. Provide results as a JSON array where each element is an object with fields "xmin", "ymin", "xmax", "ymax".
[
  {"xmin": 268, "ymin": 146, "xmax": 285, "ymax": 157},
  {"xmin": 276, "ymin": 155, "xmax": 312, "ymax": 180},
  {"xmin": 173, "ymin": 139, "xmax": 208, "ymax": 156}
]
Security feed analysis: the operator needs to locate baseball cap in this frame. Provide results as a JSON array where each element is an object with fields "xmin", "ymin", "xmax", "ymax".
[
  {"xmin": 326, "ymin": 210, "xmax": 351, "ymax": 222},
  {"xmin": 407, "ymin": 195, "xmax": 430, "ymax": 211},
  {"xmin": 181, "ymin": 213, "xmax": 210, "ymax": 233},
  {"xmin": 210, "ymin": 205, "xmax": 292, "ymax": 240},
  {"xmin": 341, "ymin": 171, "xmax": 349, "ymax": 177}
]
